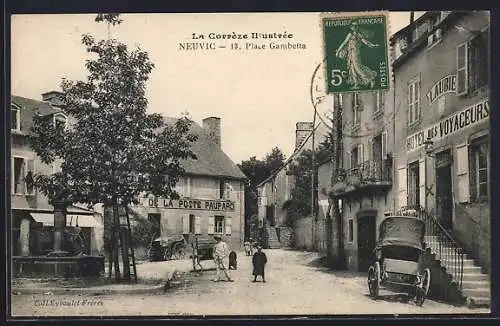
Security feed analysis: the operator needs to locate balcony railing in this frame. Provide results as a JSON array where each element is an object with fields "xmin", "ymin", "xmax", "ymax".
[{"xmin": 345, "ymin": 159, "xmax": 392, "ymax": 186}]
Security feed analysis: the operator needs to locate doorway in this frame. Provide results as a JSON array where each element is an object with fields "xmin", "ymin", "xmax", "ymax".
[
  {"xmin": 435, "ymin": 150, "xmax": 453, "ymax": 230},
  {"xmin": 357, "ymin": 214, "xmax": 376, "ymax": 272}
]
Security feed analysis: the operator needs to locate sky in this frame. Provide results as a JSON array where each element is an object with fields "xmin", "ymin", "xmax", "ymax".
[{"xmin": 11, "ymin": 11, "xmax": 425, "ymax": 164}]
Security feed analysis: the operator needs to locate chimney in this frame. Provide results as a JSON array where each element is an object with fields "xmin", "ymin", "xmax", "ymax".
[
  {"xmin": 295, "ymin": 121, "xmax": 314, "ymax": 150},
  {"xmin": 203, "ymin": 117, "xmax": 221, "ymax": 148},
  {"xmin": 42, "ymin": 91, "xmax": 65, "ymax": 108}
]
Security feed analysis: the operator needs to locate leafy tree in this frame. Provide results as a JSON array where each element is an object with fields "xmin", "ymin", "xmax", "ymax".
[
  {"xmin": 29, "ymin": 14, "xmax": 197, "ymax": 281},
  {"xmin": 265, "ymin": 147, "xmax": 286, "ymax": 174},
  {"xmin": 283, "ymin": 149, "xmax": 318, "ymax": 226}
]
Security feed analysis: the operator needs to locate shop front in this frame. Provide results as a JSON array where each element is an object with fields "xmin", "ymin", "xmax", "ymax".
[
  {"xmin": 134, "ymin": 196, "xmax": 240, "ymax": 250},
  {"xmin": 403, "ymin": 97, "xmax": 490, "ymax": 272}
]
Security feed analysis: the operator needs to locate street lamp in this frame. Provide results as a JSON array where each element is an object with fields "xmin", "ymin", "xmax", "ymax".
[{"xmin": 423, "ymin": 137, "xmax": 435, "ymax": 157}]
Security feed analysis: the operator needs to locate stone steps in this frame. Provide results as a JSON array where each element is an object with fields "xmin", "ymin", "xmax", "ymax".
[{"xmin": 424, "ymin": 236, "xmax": 490, "ymax": 308}]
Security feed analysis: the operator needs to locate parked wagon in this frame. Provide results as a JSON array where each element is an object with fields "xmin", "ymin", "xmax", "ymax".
[
  {"xmin": 367, "ymin": 215, "xmax": 431, "ymax": 306},
  {"xmin": 147, "ymin": 235, "xmax": 188, "ymax": 261}
]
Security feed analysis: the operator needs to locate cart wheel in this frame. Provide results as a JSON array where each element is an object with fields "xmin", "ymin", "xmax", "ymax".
[
  {"xmin": 367, "ymin": 262, "xmax": 380, "ymax": 300},
  {"xmin": 163, "ymin": 248, "xmax": 170, "ymax": 261},
  {"xmin": 173, "ymin": 243, "xmax": 187, "ymax": 260},
  {"xmin": 415, "ymin": 268, "xmax": 431, "ymax": 307}
]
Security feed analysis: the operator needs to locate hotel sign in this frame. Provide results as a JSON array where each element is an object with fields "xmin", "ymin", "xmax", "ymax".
[
  {"xmin": 427, "ymin": 74, "xmax": 457, "ymax": 104},
  {"xmin": 406, "ymin": 98, "xmax": 489, "ymax": 153},
  {"xmin": 147, "ymin": 198, "xmax": 235, "ymax": 212}
]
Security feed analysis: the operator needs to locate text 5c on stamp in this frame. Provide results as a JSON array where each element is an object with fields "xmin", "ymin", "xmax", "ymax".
[{"xmin": 321, "ymin": 12, "xmax": 390, "ymax": 94}]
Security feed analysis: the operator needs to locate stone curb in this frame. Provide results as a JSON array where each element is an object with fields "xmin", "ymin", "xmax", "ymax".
[{"xmin": 12, "ymin": 283, "xmax": 166, "ymax": 295}]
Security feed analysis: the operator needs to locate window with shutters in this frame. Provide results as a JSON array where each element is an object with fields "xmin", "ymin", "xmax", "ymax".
[
  {"xmin": 468, "ymin": 30, "xmax": 489, "ymax": 94},
  {"xmin": 408, "ymin": 78, "xmax": 421, "ymax": 125},
  {"xmin": 469, "ymin": 137, "xmax": 489, "ymax": 202},
  {"xmin": 374, "ymin": 91, "xmax": 385, "ymax": 114},
  {"xmin": 214, "ymin": 216, "xmax": 225, "ymax": 234},
  {"xmin": 350, "ymin": 147, "xmax": 359, "ymax": 168},
  {"xmin": 397, "ymin": 166, "xmax": 408, "ymax": 208},
  {"xmin": 225, "ymin": 217, "xmax": 232, "ymax": 235},
  {"xmin": 12, "ymin": 157, "xmax": 34, "ymax": 195},
  {"xmin": 456, "ymin": 42, "xmax": 468, "ymax": 95},
  {"xmin": 408, "ymin": 161, "xmax": 420, "ymax": 207},
  {"xmin": 12, "ymin": 105, "xmax": 21, "ymax": 131},
  {"xmin": 189, "ymin": 214, "xmax": 196, "ymax": 233}
]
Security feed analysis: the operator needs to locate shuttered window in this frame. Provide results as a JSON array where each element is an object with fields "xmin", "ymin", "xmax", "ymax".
[
  {"xmin": 419, "ymin": 158, "xmax": 426, "ymax": 209},
  {"xmin": 397, "ymin": 166, "xmax": 408, "ymax": 208},
  {"xmin": 456, "ymin": 42, "xmax": 468, "ymax": 96},
  {"xmin": 182, "ymin": 215, "xmax": 190, "ymax": 234},
  {"xmin": 225, "ymin": 216, "xmax": 232, "ymax": 235},
  {"xmin": 469, "ymin": 137, "xmax": 489, "ymax": 202},
  {"xmin": 456, "ymin": 143, "xmax": 470, "ymax": 203},
  {"xmin": 408, "ymin": 78, "xmax": 421, "ymax": 125},
  {"xmin": 207, "ymin": 216, "xmax": 215, "ymax": 235},
  {"xmin": 194, "ymin": 216, "xmax": 201, "ymax": 235}
]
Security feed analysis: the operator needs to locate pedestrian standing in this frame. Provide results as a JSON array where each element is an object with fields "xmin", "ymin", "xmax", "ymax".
[
  {"xmin": 244, "ymin": 240, "xmax": 252, "ymax": 256},
  {"xmin": 212, "ymin": 235, "xmax": 233, "ymax": 282},
  {"xmin": 252, "ymin": 245, "xmax": 267, "ymax": 283}
]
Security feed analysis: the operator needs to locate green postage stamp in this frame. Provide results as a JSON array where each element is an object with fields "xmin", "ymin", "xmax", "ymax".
[{"xmin": 321, "ymin": 11, "xmax": 390, "ymax": 93}]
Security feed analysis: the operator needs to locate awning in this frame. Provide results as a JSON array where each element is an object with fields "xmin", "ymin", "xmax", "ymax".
[{"xmin": 30, "ymin": 213, "xmax": 102, "ymax": 228}]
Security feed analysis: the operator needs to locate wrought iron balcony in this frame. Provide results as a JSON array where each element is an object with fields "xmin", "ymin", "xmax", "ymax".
[{"xmin": 346, "ymin": 159, "xmax": 392, "ymax": 186}]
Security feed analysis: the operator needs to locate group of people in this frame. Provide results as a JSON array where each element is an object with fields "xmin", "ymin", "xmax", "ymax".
[{"xmin": 211, "ymin": 235, "xmax": 267, "ymax": 283}]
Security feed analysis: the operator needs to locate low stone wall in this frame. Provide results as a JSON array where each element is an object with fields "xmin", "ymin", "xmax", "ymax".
[
  {"xmin": 12, "ymin": 256, "xmax": 105, "ymax": 278},
  {"xmin": 277, "ymin": 227, "xmax": 293, "ymax": 248},
  {"xmin": 292, "ymin": 216, "xmax": 329, "ymax": 253}
]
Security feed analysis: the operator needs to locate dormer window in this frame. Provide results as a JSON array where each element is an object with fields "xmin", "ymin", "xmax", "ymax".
[
  {"xmin": 53, "ymin": 113, "xmax": 67, "ymax": 130},
  {"xmin": 11, "ymin": 105, "xmax": 21, "ymax": 131}
]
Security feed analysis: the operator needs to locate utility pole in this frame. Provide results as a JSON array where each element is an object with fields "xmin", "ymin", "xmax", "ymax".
[
  {"xmin": 327, "ymin": 94, "xmax": 346, "ymax": 268},
  {"xmin": 311, "ymin": 110, "xmax": 317, "ymax": 250}
]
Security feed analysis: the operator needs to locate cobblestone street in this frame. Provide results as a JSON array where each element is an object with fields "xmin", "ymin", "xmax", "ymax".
[{"xmin": 11, "ymin": 249, "xmax": 489, "ymax": 316}]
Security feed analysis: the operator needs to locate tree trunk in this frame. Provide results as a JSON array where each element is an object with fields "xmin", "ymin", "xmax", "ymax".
[{"xmin": 112, "ymin": 203, "xmax": 121, "ymax": 281}]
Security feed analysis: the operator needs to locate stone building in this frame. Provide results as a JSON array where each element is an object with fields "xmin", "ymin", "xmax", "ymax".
[
  {"xmin": 11, "ymin": 93, "xmax": 103, "ymax": 257},
  {"xmin": 129, "ymin": 117, "xmax": 247, "ymax": 251},
  {"xmin": 391, "ymin": 11, "xmax": 490, "ymax": 305},
  {"xmin": 326, "ymin": 82, "xmax": 395, "ymax": 272}
]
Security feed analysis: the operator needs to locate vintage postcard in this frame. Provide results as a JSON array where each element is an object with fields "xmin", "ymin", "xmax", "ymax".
[{"xmin": 8, "ymin": 11, "xmax": 491, "ymax": 318}]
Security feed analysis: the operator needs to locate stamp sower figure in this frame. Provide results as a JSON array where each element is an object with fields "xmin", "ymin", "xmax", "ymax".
[
  {"xmin": 212, "ymin": 235, "xmax": 233, "ymax": 282},
  {"xmin": 252, "ymin": 245, "xmax": 267, "ymax": 283},
  {"xmin": 335, "ymin": 21, "xmax": 379, "ymax": 89}
]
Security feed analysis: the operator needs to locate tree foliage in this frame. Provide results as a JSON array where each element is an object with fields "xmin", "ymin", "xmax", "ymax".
[
  {"xmin": 29, "ymin": 17, "xmax": 198, "ymax": 207},
  {"xmin": 238, "ymin": 148, "xmax": 286, "ymax": 227}
]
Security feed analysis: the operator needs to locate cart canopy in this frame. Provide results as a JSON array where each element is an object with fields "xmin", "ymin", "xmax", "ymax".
[
  {"xmin": 376, "ymin": 216, "xmax": 425, "ymax": 251},
  {"xmin": 152, "ymin": 235, "xmax": 185, "ymax": 246}
]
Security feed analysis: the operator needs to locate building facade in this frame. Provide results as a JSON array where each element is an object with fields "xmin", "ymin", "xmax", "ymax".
[
  {"xmin": 130, "ymin": 117, "xmax": 247, "ymax": 251},
  {"xmin": 392, "ymin": 11, "xmax": 490, "ymax": 273},
  {"xmin": 11, "ymin": 93, "xmax": 103, "ymax": 257},
  {"xmin": 326, "ymin": 83, "xmax": 395, "ymax": 272}
]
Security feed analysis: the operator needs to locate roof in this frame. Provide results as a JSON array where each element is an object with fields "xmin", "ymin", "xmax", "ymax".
[
  {"xmin": 11, "ymin": 95, "xmax": 246, "ymax": 180},
  {"xmin": 11, "ymin": 95, "xmax": 61, "ymax": 135},
  {"xmin": 163, "ymin": 117, "xmax": 247, "ymax": 180},
  {"xmin": 391, "ymin": 11, "xmax": 467, "ymax": 69}
]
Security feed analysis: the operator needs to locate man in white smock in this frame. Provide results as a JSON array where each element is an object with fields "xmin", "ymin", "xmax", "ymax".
[{"xmin": 212, "ymin": 235, "xmax": 234, "ymax": 282}]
